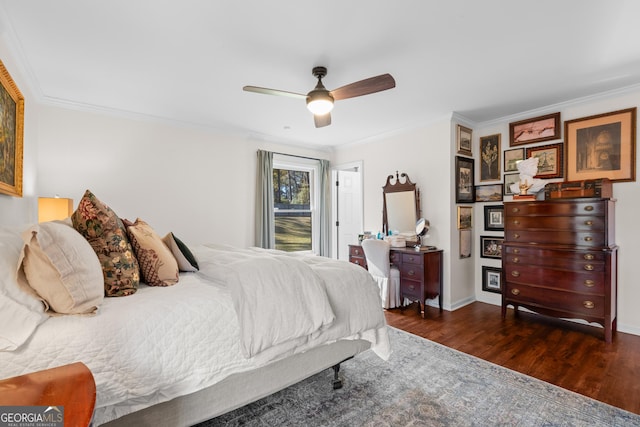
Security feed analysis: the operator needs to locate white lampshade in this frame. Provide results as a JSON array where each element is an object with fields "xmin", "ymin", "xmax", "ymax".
[
  {"xmin": 38, "ymin": 197, "xmax": 73, "ymax": 223},
  {"xmin": 306, "ymin": 91, "xmax": 334, "ymax": 115}
]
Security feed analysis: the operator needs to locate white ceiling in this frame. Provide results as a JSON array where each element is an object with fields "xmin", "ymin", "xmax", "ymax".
[{"xmin": 2, "ymin": 0, "xmax": 640, "ymax": 148}]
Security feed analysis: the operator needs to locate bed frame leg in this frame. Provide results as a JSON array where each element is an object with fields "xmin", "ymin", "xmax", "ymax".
[{"xmin": 332, "ymin": 364, "xmax": 343, "ymax": 389}]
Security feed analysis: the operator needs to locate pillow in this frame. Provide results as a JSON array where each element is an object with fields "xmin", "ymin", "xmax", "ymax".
[
  {"xmin": 0, "ymin": 227, "xmax": 48, "ymax": 351},
  {"xmin": 17, "ymin": 222, "xmax": 104, "ymax": 315},
  {"xmin": 71, "ymin": 189, "xmax": 140, "ymax": 296},
  {"xmin": 126, "ymin": 219, "xmax": 179, "ymax": 286},
  {"xmin": 163, "ymin": 232, "xmax": 199, "ymax": 272}
]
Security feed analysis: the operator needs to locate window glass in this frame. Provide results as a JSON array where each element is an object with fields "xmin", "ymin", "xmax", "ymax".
[{"xmin": 273, "ymin": 167, "xmax": 312, "ymax": 251}]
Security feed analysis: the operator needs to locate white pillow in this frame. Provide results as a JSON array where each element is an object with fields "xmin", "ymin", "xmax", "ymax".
[
  {"xmin": 18, "ymin": 222, "xmax": 104, "ymax": 315},
  {"xmin": 163, "ymin": 232, "xmax": 199, "ymax": 272},
  {"xmin": 0, "ymin": 227, "xmax": 47, "ymax": 351}
]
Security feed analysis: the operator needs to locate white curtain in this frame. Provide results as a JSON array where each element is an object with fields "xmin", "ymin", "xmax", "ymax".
[{"xmin": 318, "ymin": 159, "xmax": 331, "ymax": 257}]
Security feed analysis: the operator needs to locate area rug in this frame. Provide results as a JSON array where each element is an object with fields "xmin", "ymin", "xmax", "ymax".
[{"xmin": 196, "ymin": 327, "xmax": 640, "ymax": 426}]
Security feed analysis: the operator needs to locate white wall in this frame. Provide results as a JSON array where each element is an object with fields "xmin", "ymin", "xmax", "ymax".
[
  {"xmin": 332, "ymin": 118, "xmax": 474, "ymax": 310},
  {"xmin": 473, "ymin": 88, "xmax": 640, "ymax": 336}
]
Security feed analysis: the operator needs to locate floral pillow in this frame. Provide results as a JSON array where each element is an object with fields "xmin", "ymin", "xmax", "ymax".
[
  {"xmin": 126, "ymin": 219, "xmax": 179, "ymax": 287},
  {"xmin": 71, "ymin": 190, "xmax": 140, "ymax": 297}
]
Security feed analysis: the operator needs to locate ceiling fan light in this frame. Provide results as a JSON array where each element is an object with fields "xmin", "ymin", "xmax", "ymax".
[{"xmin": 306, "ymin": 91, "xmax": 334, "ymax": 115}]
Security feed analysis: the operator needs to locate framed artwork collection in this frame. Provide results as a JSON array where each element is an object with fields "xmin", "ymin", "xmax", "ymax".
[
  {"xmin": 455, "ymin": 156, "xmax": 475, "ymax": 203},
  {"xmin": 480, "ymin": 236, "xmax": 504, "ymax": 259},
  {"xmin": 482, "ymin": 266, "xmax": 502, "ymax": 293},
  {"xmin": 509, "ymin": 112, "xmax": 561, "ymax": 146},
  {"xmin": 0, "ymin": 60, "xmax": 24, "ymax": 197},
  {"xmin": 479, "ymin": 134, "xmax": 501, "ymax": 181},
  {"xmin": 564, "ymin": 107, "xmax": 636, "ymax": 183},
  {"xmin": 525, "ymin": 142, "xmax": 564, "ymax": 179},
  {"xmin": 483, "ymin": 205, "xmax": 504, "ymax": 231}
]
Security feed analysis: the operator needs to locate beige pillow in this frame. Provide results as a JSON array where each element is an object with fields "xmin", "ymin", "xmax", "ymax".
[
  {"xmin": 163, "ymin": 232, "xmax": 199, "ymax": 272},
  {"xmin": 126, "ymin": 219, "xmax": 179, "ymax": 286},
  {"xmin": 18, "ymin": 222, "xmax": 104, "ymax": 315}
]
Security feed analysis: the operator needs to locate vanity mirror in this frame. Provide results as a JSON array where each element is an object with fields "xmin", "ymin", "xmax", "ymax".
[{"xmin": 382, "ymin": 171, "xmax": 420, "ymax": 236}]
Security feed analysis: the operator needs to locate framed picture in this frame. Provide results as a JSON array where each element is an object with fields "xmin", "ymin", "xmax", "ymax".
[
  {"xmin": 483, "ymin": 205, "xmax": 504, "ymax": 231},
  {"xmin": 564, "ymin": 108, "xmax": 637, "ymax": 183},
  {"xmin": 504, "ymin": 148, "xmax": 524, "ymax": 173},
  {"xmin": 479, "ymin": 134, "xmax": 501, "ymax": 181},
  {"xmin": 503, "ymin": 173, "xmax": 520, "ymax": 195},
  {"xmin": 482, "ymin": 266, "xmax": 502, "ymax": 294},
  {"xmin": 457, "ymin": 206, "xmax": 472, "ymax": 230},
  {"xmin": 480, "ymin": 236, "xmax": 504, "ymax": 259},
  {"xmin": 509, "ymin": 112, "xmax": 561, "ymax": 146},
  {"xmin": 455, "ymin": 156, "xmax": 475, "ymax": 203},
  {"xmin": 475, "ymin": 184, "xmax": 503, "ymax": 202},
  {"xmin": 525, "ymin": 142, "xmax": 564, "ymax": 179},
  {"xmin": 0, "ymin": 60, "xmax": 24, "ymax": 197},
  {"xmin": 457, "ymin": 125, "xmax": 473, "ymax": 156},
  {"xmin": 459, "ymin": 229, "xmax": 471, "ymax": 259}
]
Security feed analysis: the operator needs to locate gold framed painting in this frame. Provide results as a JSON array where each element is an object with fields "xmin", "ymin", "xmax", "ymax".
[
  {"xmin": 564, "ymin": 108, "xmax": 636, "ymax": 183},
  {"xmin": 0, "ymin": 60, "xmax": 24, "ymax": 197}
]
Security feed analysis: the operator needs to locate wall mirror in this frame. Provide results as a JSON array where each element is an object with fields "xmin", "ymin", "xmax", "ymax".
[{"xmin": 382, "ymin": 171, "xmax": 420, "ymax": 236}]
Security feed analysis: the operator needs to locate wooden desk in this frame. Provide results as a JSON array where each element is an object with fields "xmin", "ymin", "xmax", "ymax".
[
  {"xmin": 0, "ymin": 362, "xmax": 96, "ymax": 427},
  {"xmin": 349, "ymin": 244, "xmax": 443, "ymax": 317}
]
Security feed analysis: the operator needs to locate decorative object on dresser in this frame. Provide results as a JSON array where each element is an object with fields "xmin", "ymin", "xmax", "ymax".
[
  {"xmin": 349, "ymin": 244, "xmax": 443, "ymax": 318},
  {"xmin": 501, "ymin": 197, "xmax": 617, "ymax": 342},
  {"xmin": 564, "ymin": 107, "xmax": 636, "ymax": 183},
  {"xmin": 544, "ymin": 178, "xmax": 613, "ymax": 200},
  {"xmin": 382, "ymin": 171, "xmax": 420, "ymax": 237}
]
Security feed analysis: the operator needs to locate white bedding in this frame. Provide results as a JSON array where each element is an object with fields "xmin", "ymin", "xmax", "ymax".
[{"xmin": 0, "ymin": 241, "xmax": 390, "ymax": 426}]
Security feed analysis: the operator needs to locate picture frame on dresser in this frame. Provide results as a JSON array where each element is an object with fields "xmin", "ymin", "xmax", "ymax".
[
  {"xmin": 525, "ymin": 142, "xmax": 564, "ymax": 179},
  {"xmin": 455, "ymin": 156, "xmax": 475, "ymax": 203},
  {"xmin": 509, "ymin": 112, "xmax": 561, "ymax": 146},
  {"xmin": 482, "ymin": 266, "xmax": 502, "ymax": 293},
  {"xmin": 564, "ymin": 107, "xmax": 637, "ymax": 183},
  {"xmin": 0, "ymin": 60, "xmax": 24, "ymax": 198}
]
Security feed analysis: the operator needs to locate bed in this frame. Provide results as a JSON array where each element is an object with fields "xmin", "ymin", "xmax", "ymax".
[{"xmin": 0, "ymin": 199, "xmax": 390, "ymax": 426}]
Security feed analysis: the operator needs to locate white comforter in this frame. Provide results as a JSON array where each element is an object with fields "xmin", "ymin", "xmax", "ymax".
[{"xmin": 0, "ymin": 245, "xmax": 390, "ymax": 425}]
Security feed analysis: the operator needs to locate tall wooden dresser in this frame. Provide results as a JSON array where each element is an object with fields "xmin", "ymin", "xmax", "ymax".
[{"xmin": 501, "ymin": 198, "xmax": 617, "ymax": 342}]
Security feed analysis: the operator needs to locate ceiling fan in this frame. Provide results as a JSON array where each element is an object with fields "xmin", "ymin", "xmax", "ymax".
[{"xmin": 243, "ymin": 66, "xmax": 396, "ymax": 128}]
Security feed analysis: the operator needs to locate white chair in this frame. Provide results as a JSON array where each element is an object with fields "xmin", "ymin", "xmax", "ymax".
[{"xmin": 361, "ymin": 239, "xmax": 400, "ymax": 309}]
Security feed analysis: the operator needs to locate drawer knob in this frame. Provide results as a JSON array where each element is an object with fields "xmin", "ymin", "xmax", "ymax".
[
  {"xmin": 408, "ymin": 270, "xmax": 415, "ymax": 276},
  {"xmin": 583, "ymin": 301, "xmax": 595, "ymax": 309},
  {"xmin": 355, "ymin": 260, "xmax": 361, "ymax": 265},
  {"xmin": 584, "ymin": 253, "xmax": 594, "ymax": 260},
  {"xmin": 511, "ymin": 288, "xmax": 520, "ymax": 296},
  {"xmin": 408, "ymin": 256, "xmax": 416, "ymax": 262},
  {"xmin": 584, "ymin": 236, "xmax": 593, "ymax": 242},
  {"xmin": 584, "ymin": 264, "xmax": 594, "ymax": 271},
  {"xmin": 513, "ymin": 233, "xmax": 520, "ymax": 239},
  {"xmin": 511, "ymin": 271, "xmax": 520, "ymax": 277},
  {"xmin": 585, "ymin": 220, "xmax": 593, "ymax": 226},
  {"xmin": 408, "ymin": 284, "xmax": 415, "ymax": 291},
  {"xmin": 584, "ymin": 205, "xmax": 594, "ymax": 212},
  {"xmin": 584, "ymin": 279, "xmax": 595, "ymax": 287},
  {"xmin": 512, "ymin": 207, "xmax": 520, "ymax": 213},
  {"xmin": 512, "ymin": 257, "xmax": 520, "ymax": 263},
  {"xmin": 513, "ymin": 248, "xmax": 520, "ymax": 254},
  {"xmin": 355, "ymin": 249, "xmax": 361, "ymax": 255},
  {"xmin": 513, "ymin": 220, "xmax": 520, "ymax": 225}
]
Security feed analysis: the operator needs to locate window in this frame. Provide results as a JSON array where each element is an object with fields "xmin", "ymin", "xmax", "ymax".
[{"xmin": 273, "ymin": 155, "xmax": 319, "ymax": 253}]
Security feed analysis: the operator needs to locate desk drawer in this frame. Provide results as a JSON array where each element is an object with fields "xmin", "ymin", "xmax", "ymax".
[
  {"xmin": 401, "ymin": 279, "xmax": 422, "ymax": 300},
  {"xmin": 400, "ymin": 264, "xmax": 424, "ymax": 281},
  {"xmin": 402, "ymin": 253, "xmax": 424, "ymax": 266}
]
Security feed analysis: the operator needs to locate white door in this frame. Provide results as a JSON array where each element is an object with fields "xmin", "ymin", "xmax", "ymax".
[{"xmin": 333, "ymin": 163, "xmax": 363, "ymax": 260}]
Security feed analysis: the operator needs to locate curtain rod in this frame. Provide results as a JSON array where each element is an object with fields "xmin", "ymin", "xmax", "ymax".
[{"xmin": 271, "ymin": 151, "xmax": 327, "ymax": 162}]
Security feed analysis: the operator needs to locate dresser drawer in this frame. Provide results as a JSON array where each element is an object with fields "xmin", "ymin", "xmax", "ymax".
[
  {"xmin": 349, "ymin": 245, "xmax": 365, "ymax": 257},
  {"xmin": 505, "ymin": 230, "xmax": 605, "ymax": 247},
  {"xmin": 504, "ymin": 264, "xmax": 605, "ymax": 293},
  {"xmin": 402, "ymin": 253, "xmax": 424, "ymax": 266},
  {"xmin": 400, "ymin": 279, "xmax": 422, "ymax": 300},
  {"xmin": 504, "ymin": 283, "xmax": 605, "ymax": 317},
  {"xmin": 505, "ymin": 215, "xmax": 605, "ymax": 232},
  {"xmin": 400, "ymin": 263, "xmax": 424, "ymax": 281},
  {"xmin": 505, "ymin": 200, "xmax": 607, "ymax": 216},
  {"xmin": 504, "ymin": 246, "xmax": 606, "ymax": 270}
]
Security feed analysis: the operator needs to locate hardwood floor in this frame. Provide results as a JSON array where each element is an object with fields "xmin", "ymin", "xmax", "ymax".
[{"xmin": 384, "ymin": 302, "xmax": 640, "ymax": 415}]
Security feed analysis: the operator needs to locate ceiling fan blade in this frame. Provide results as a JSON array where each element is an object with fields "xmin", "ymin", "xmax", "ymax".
[
  {"xmin": 314, "ymin": 113, "xmax": 331, "ymax": 128},
  {"xmin": 331, "ymin": 73, "xmax": 396, "ymax": 101},
  {"xmin": 243, "ymin": 86, "xmax": 306, "ymax": 99}
]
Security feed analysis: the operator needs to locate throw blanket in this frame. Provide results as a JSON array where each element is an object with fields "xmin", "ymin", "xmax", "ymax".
[{"xmin": 196, "ymin": 245, "xmax": 387, "ymax": 359}]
